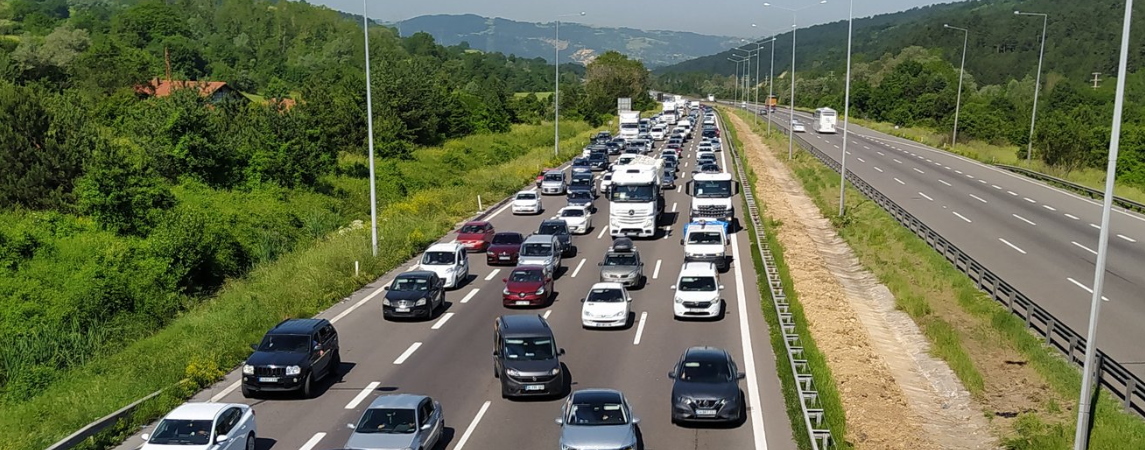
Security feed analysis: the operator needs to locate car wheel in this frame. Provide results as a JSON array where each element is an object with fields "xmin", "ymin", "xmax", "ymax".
[
  {"xmin": 331, "ymin": 351, "xmax": 341, "ymax": 376},
  {"xmin": 494, "ymin": 366, "xmax": 499, "ymax": 378},
  {"xmin": 301, "ymin": 373, "xmax": 314, "ymax": 399},
  {"xmin": 241, "ymin": 384, "xmax": 254, "ymax": 399},
  {"xmin": 245, "ymin": 433, "xmax": 256, "ymax": 450}
]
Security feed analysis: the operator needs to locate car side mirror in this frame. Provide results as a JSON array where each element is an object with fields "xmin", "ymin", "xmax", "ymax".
[
  {"xmin": 719, "ymin": 285, "xmax": 726, "ymax": 290},
  {"xmin": 679, "ymin": 238, "xmax": 685, "ymax": 245},
  {"xmin": 421, "ymin": 423, "xmax": 432, "ymax": 431},
  {"xmin": 632, "ymin": 417, "xmax": 641, "ymax": 425},
  {"xmin": 346, "ymin": 423, "xmax": 355, "ymax": 429},
  {"xmin": 667, "ymin": 371, "xmax": 676, "ymax": 379},
  {"xmin": 559, "ymin": 348, "xmax": 566, "ymax": 356},
  {"xmin": 502, "ymin": 278, "xmax": 508, "ymax": 283},
  {"xmin": 141, "ymin": 433, "xmax": 150, "ymax": 441},
  {"xmin": 249, "ymin": 344, "xmax": 257, "ymax": 351},
  {"xmin": 580, "ymin": 298, "xmax": 586, "ymax": 303},
  {"xmin": 492, "ymin": 350, "xmax": 500, "ymax": 357},
  {"xmin": 216, "ymin": 435, "xmax": 228, "ymax": 444},
  {"xmin": 383, "ymin": 285, "xmax": 389, "ymax": 290},
  {"xmin": 670, "ymin": 285, "xmax": 677, "ymax": 290},
  {"xmin": 555, "ymin": 418, "xmax": 564, "ymax": 425},
  {"xmin": 737, "ymin": 372, "xmax": 746, "ymax": 380},
  {"xmin": 597, "ymin": 262, "xmax": 604, "ymax": 266}
]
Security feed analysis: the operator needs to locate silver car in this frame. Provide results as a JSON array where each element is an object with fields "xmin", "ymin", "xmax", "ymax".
[
  {"xmin": 556, "ymin": 389, "xmax": 640, "ymax": 450},
  {"xmin": 345, "ymin": 394, "xmax": 444, "ymax": 450},
  {"xmin": 598, "ymin": 237, "xmax": 645, "ymax": 288},
  {"xmin": 517, "ymin": 234, "xmax": 562, "ymax": 277}
]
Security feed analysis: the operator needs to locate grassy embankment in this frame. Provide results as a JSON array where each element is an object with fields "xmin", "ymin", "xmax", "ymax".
[
  {"xmin": 514, "ymin": 91, "xmax": 553, "ymax": 101},
  {"xmin": 729, "ymin": 108, "xmax": 1145, "ymax": 449},
  {"xmin": 718, "ymin": 108, "xmax": 850, "ymax": 450},
  {"xmin": 0, "ymin": 120, "xmax": 601, "ymax": 450}
]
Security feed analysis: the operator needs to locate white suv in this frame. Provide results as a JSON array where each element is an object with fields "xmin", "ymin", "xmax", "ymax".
[
  {"xmin": 670, "ymin": 262, "xmax": 723, "ymax": 319},
  {"xmin": 418, "ymin": 242, "xmax": 470, "ymax": 289},
  {"xmin": 512, "ymin": 190, "xmax": 542, "ymax": 215}
]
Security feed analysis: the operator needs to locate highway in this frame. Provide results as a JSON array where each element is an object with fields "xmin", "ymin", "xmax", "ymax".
[
  {"xmin": 754, "ymin": 105, "xmax": 1145, "ymax": 377},
  {"xmin": 115, "ymin": 112, "xmax": 798, "ymax": 450}
]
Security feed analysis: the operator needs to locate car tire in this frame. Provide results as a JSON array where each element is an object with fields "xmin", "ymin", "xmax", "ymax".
[
  {"xmin": 493, "ymin": 366, "xmax": 499, "ymax": 379},
  {"xmin": 246, "ymin": 433, "xmax": 256, "ymax": 450},
  {"xmin": 241, "ymin": 384, "xmax": 254, "ymax": 399},
  {"xmin": 301, "ymin": 373, "xmax": 314, "ymax": 399},
  {"xmin": 331, "ymin": 351, "xmax": 341, "ymax": 377}
]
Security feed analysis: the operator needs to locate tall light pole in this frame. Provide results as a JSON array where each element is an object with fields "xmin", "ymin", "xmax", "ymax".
[
  {"xmin": 766, "ymin": 1, "xmax": 828, "ymax": 160},
  {"xmin": 1015, "ymin": 10, "xmax": 1048, "ymax": 163},
  {"xmin": 554, "ymin": 11, "xmax": 586, "ymax": 156},
  {"xmin": 1075, "ymin": 1, "xmax": 1133, "ymax": 448},
  {"xmin": 767, "ymin": 35, "xmax": 777, "ymax": 136},
  {"xmin": 362, "ymin": 0, "xmax": 378, "ymax": 256},
  {"xmin": 944, "ymin": 24, "xmax": 968, "ymax": 149},
  {"xmin": 727, "ymin": 57, "xmax": 744, "ymax": 105},
  {"xmin": 838, "ymin": 0, "xmax": 854, "ymax": 217},
  {"xmin": 734, "ymin": 47, "xmax": 750, "ymax": 106}
]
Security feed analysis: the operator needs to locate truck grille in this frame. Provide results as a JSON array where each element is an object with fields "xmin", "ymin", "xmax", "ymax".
[{"xmin": 694, "ymin": 205, "xmax": 729, "ymax": 217}]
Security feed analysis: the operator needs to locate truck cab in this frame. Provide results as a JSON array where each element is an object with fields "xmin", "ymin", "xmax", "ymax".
[
  {"xmin": 686, "ymin": 173, "xmax": 737, "ymax": 223},
  {"xmin": 609, "ymin": 155, "xmax": 664, "ymax": 238},
  {"xmin": 681, "ymin": 220, "xmax": 729, "ymax": 271}
]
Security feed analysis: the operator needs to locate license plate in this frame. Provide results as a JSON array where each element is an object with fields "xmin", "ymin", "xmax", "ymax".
[
  {"xmin": 696, "ymin": 409, "xmax": 717, "ymax": 417},
  {"xmin": 258, "ymin": 377, "xmax": 278, "ymax": 383},
  {"xmin": 396, "ymin": 307, "xmax": 410, "ymax": 312},
  {"xmin": 525, "ymin": 385, "xmax": 545, "ymax": 391},
  {"xmin": 515, "ymin": 301, "xmax": 531, "ymax": 306},
  {"xmin": 499, "ymin": 256, "xmax": 510, "ymax": 260}
]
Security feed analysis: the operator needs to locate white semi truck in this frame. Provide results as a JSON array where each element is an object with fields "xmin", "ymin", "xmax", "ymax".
[
  {"xmin": 609, "ymin": 155, "xmax": 664, "ymax": 238},
  {"xmin": 662, "ymin": 101, "xmax": 678, "ymax": 124},
  {"xmin": 686, "ymin": 172, "xmax": 737, "ymax": 223},
  {"xmin": 619, "ymin": 111, "xmax": 641, "ymax": 139}
]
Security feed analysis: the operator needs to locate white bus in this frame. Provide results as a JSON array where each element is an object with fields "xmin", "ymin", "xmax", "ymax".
[{"xmin": 812, "ymin": 107, "xmax": 838, "ymax": 134}]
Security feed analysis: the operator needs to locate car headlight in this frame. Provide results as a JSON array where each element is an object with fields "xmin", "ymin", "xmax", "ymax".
[
  {"xmin": 285, "ymin": 365, "xmax": 301, "ymax": 376},
  {"xmin": 242, "ymin": 364, "xmax": 254, "ymax": 375},
  {"xmin": 679, "ymin": 397, "xmax": 694, "ymax": 406},
  {"xmin": 382, "ymin": 298, "xmax": 391, "ymax": 306},
  {"xmin": 612, "ymin": 310, "xmax": 627, "ymax": 318},
  {"xmin": 503, "ymin": 288, "xmax": 511, "ymax": 295},
  {"xmin": 415, "ymin": 298, "xmax": 427, "ymax": 306},
  {"xmin": 675, "ymin": 296, "xmax": 685, "ymax": 304},
  {"xmin": 535, "ymin": 286, "xmax": 545, "ymax": 295},
  {"xmin": 506, "ymin": 368, "xmax": 521, "ymax": 377},
  {"xmin": 551, "ymin": 367, "xmax": 561, "ymax": 375}
]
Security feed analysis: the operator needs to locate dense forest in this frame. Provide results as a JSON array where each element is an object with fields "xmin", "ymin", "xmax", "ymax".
[
  {"xmin": 654, "ymin": 0, "xmax": 1145, "ymax": 187},
  {"xmin": 0, "ymin": 0, "xmax": 650, "ymax": 405}
]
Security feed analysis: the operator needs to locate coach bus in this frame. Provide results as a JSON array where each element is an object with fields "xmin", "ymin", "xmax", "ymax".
[{"xmin": 812, "ymin": 107, "xmax": 837, "ymax": 134}]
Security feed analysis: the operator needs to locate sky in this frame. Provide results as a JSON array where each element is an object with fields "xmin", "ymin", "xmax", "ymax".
[{"xmin": 316, "ymin": 0, "xmax": 961, "ymax": 38}]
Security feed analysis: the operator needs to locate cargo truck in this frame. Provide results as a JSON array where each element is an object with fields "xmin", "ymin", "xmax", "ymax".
[
  {"xmin": 619, "ymin": 110, "xmax": 641, "ymax": 140},
  {"xmin": 686, "ymin": 172, "xmax": 737, "ymax": 223},
  {"xmin": 609, "ymin": 155, "xmax": 664, "ymax": 238}
]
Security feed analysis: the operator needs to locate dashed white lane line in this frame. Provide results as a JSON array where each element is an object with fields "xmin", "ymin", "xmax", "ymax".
[
  {"xmin": 864, "ymin": 145, "xmax": 871, "ymax": 149},
  {"xmin": 671, "ymin": 202, "xmax": 678, "ymax": 212},
  {"xmin": 913, "ymin": 167, "xmax": 925, "ymax": 174},
  {"xmin": 1024, "ymin": 197, "xmax": 1036, "ymax": 203},
  {"xmin": 978, "ymin": 179, "xmax": 987, "ymax": 184},
  {"xmin": 966, "ymin": 174, "xmax": 975, "ymax": 179},
  {"xmin": 571, "ymin": 258, "xmax": 587, "ymax": 277},
  {"xmin": 953, "ymin": 212, "xmax": 972, "ymax": 223},
  {"xmin": 453, "ymin": 401, "xmax": 492, "ymax": 450},
  {"xmin": 652, "ymin": 260, "xmax": 663, "ymax": 279},
  {"xmin": 1119, "ymin": 234, "xmax": 1138, "ymax": 243},
  {"xmin": 857, "ymin": 157, "xmax": 866, "ymax": 163},
  {"xmin": 939, "ymin": 180, "xmax": 952, "ymax": 187},
  {"xmin": 662, "ymin": 225, "xmax": 673, "ymax": 240},
  {"xmin": 1065, "ymin": 213, "xmax": 1080, "ymax": 220},
  {"xmin": 998, "ymin": 238, "xmax": 1027, "ymax": 255},
  {"xmin": 956, "ymin": 170, "xmax": 963, "ymax": 174},
  {"xmin": 330, "ymin": 282, "xmax": 391, "ymax": 324},
  {"xmin": 345, "ymin": 381, "xmax": 381, "ymax": 409},
  {"xmin": 597, "ymin": 226, "xmax": 608, "ymax": 239},
  {"xmin": 460, "ymin": 288, "xmax": 480, "ymax": 304},
  {"xmin": 894, "ymin": 178, "xmax": 905, "ymax": 185},
  {"xmin": 1043, "ymin": 204, "xmax": 1057, "ymax": 211},
  {"xmin": 969, "ymin": 194, "xmax": 988, "ymax": 203},
  {"xmin": 209, "ymin": 381, "xmax": 241, "ymax": 402},
  {"xmin": 1067, "ymin": 277, "xmax": 1110, "ymax": 301},
  {"xmin": 992, "ymin": 184, "xmax": 1002, "ymax": 190},
  {"xmin": 393, "ymin": 342, "xmax": 421, "ymax": 365},
  {"xmin": 874, "ymin": 167, "xmax": 884, "ymax": 173},
  {"xmin": 633, "ymin": 311, "xmax": 649, "ymax": 345},
  {"xmin": 485, "ymin": 269, "xmax": 501, "ymax": 281},
  {"xmin": 1090, "ymin": 223, "xmax": 1102, "ymax": 230},
  {"xmin": 1072, "ymin": 241, "xmax": 1098, "ymax": 255},
  {"xmin": 919, "ymin": 192, "xmax": 934, "ymax": 201},
  {"xmin": 431, "ymin": 312, "xmax": 455, "ymax": 330},
  {"xmin": 945, "ymin": 166, "xmax": 952, "ymax": 170},
  {"xmin": 299, "ymin": 433, "xmax": 326, "ymax": 450},
  {"xmin": 677, "ymin": 185, "xmax": 683, "ymax": 193},
  {"xmin": 832, "ymin": 144, "xmax": 840, "ymax": 148},
  {"xmin": 893, "ymin": 158, "xmax": 903, "ymax": 164},
  {"xmin": 877, "ymin": 151, "xmax": 885, "ymax": 156},
  {"xmin": 1007, "ymin": 190, "xmax": 1018, "ymax": 196},
  {"xmin": 1013, "ymin": 214, "xmax": 1037, "ymax": 226},
  {"xmin": 543, "ymin": 310, "xmax": 552, "ymax": 320}
]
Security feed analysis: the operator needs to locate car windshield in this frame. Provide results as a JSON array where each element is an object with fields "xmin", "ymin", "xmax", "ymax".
[
  {"xmin": 354, "ymin": 408, "xmax": 417, "ymax": 434},
  {"xmin": 610, "ymin": 185, "xmax": 656, "ymax": 203},
  {"xmin": 509, "ymin": 269, "xmax": 543, "ymax": 282},
  {"xmin": 148, "ymin": 419, "xmax": 214, "ymax": 445},
  {"xmin": 568, "ymin": 192, "xmax": 592, "ymax": 201},
  {"xmin": 566, "ymin": 401, "xmax": 628, "ymax": 426},
  {"xmin": 561, "ymin": 209, "xmax": 585, "ymax": 218},
  {"xmin": 256, "ymin": 334, "xmax": 310, "ymax": 353},
  {"xmin": 603, "ymin": 253, "xmax": 637, "ymax": 266},
  {"xmin": 520, "ymin": 243, "xmax": 553, "ymax": 257},
  {"xmin": 502, "ymin": 337, "xmax": 556, "ymax": 361},
  {"xmin": 587, "ymin": 288, "xmax": 625, "ymax": 303},
  {"xmin": 688, "ymin": 231, "xmax": 723, "ymax": 245},
  {"xmin": 573, "ymin": 159, "xmax": 588, "ymax": 165},
  {"xmin": 391, "ymin": 277, "xmax": 430, "ymax": 291},
  {"xmin": 544, "ymin": 173, "xmax": 564, "ymax": 182},
  {"xmin": 678, "ymin": 276, "xmax": 717, "ymax": 291},
  {"xmin": 460, "ymin": 224, "xmax": 484, "ymax": 234},
  {"xmin": 694, "ymin": 180, "xmax": 732, "ymax": 198},
  {"xmin": 492, "ymin": 233, "xmax": 522, "ymax": 245},
  {"xmin": 517, "ymin": 193, "xmax": 537, "ymax": 200},
  {"xmin": 539, "ymin": 223, "xmax": 566, "ymax": 235},
  {"xmin": 422, "ymin": 251, "xmax": 455, "ymax": 265},
  {"xmin": 677, "ymin": 359, "xmax": 733, "ymax": 383}
]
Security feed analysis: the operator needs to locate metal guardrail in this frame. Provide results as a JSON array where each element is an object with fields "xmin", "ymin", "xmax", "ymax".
[
  {"xmin": 718, "ymin": 108, "xmax": 835, "ymax": 449},
  {"xmin": 994, "ymin": 164, "xmax": 1145, "ymax": 214},
  {"xmin": 768, "ymin": 114, "xmax": 1145, "ymax": 420}
]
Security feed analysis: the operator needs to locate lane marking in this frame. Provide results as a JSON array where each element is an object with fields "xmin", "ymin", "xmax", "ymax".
[
  {"xmin": 330, "ymin": 282, "xmax": 391, "ymax": 324},
  {"xmin": 652, "ymin": 260, "xmax": 663, "ymax": 279},
  {"xmin": 1119, "ymin": 234, "xmax": 1137, "ymax": 243},
  {"xmin": 953, "ymin": 211, "xmax": 972, "ymax": 223},
  {"xmin": 597, "ymin": 226, "xmax": 608, "ymax": 239},
  {"xmin": 894, "ymin": 178, "xmax": 905, "ymax": 185},
  {"xmin": 453, "ymin": 401, "xmax": 492, "ymax": 450},
  {"xmin": 460, "ymin": 288, "xmax": 480, "ymax": 304},
  {"xmin": 431, "ymin": 312, "xmax": 455, "ymax": 330},
  {"xmin": 485, "ymin": 269, "xmax": 500, "ymax": 281},
  {"xmin": 671, "ymin": 202, "xmax": 678, "ymax": 212},
  {"xmin": 1043, "ymin": 204, "xmax": 1057, "ymax": 211},
  {"xmin": 570, "ymin": 258, "xmax": 587, "ymax": 278},
  {"xmin": 992, "ymin": 184, "xmax": 1001, "ymax": 189},
  {"xmin": 209, "ymin": 381, "xmax": 241, "ymax": 402},
  {"xmin": 956, "ymin": 170, "xmax": 963, "ymax": 174},
  {"xmin": 1072, "ymin": 241, "xmax": 1098, "ymax": 255},
  {"xmin": 1090, "ymin": 223, "xmax": 1101, "ymax": 230},
  {"xmin": 729, "ymin": 231, "xmax": 770, "ymax": 448},
  {"xmin": 1007, "ymin": 190, "xmax": 1018, "ymax": 196},
  {"xmin": 1024, "ymin": 197, "xmax": 1036, "ymax": 203},
  {"xmin": 969, "ymin": 194, "xmax": 987, "ymax": 203},
  {"xmin": 345, "ymin": 381, "xmax": 381, "ymax": 409},
  {"xmin": 864, "ymin": 145, "xmax": 871, "ymax": 149},
  {"xmin": 978, "ymin": 179, "xmax": 987, "ymax": 184},
  {"xmin": 918, "ymin": 192, "xmax": 934, "ymax": 201},
  {"xmin": 938, "ymin": 180, "xmax": 952, "ymax": 187},
  {"xmin": 633, "ymin": 311, "xmax": 649, "ymax": 345},
  {"xmin": 893, "ymin": 158, "xmax": 903, "ymax": 164},
  {"xmin": 662, "ymin": 225, "xmax": 673, "ymax": 240},
  {"xmin": 913, "ymin": 167, "xmax": 925, "ymax": 174},
  {"xmin": 543, "ymin": 310, "xmax": 552, "ymax": 319},
  {"xmin": 1065, "ymin": 213, "xmax": 1080, "ymax": 220},
  {"xmin": 299, "ymin": 433, "xmax": 326, "ymax": 450},
  {"xmin": 832, "ymin": 144, "xmax": 840, "ymax": 149},
  {"xmin": 393, "ymin": 342, "xmax": 421, "ymax": 365},
  {"xmin": 1067, "ymin": 277, "xmax": 1110, "ymax": 301},
  {"xmin": 877, "ymin": 151, "xmax": 885, "ymax": 156},
  {"xmin": 966, "ymin": 174, "xmax": 975, "ymax": 179},
  {"xmin": 874, "ymin": 167, "xmax": 884, "ymax": 173},
  {"xmin": 1013, "ymin": 214, "xmax": 1037, "ymax": 226},
  {"xmin": 677, "ymin": 185, "xmax": 682, "ymax": 193},
  {"xmin": 857, "ymin": 157, "xmax": 866, "ymax": 163},
  {"xmin": 998, "ymin": 238, "xmax": 1027, "ymax": 255}
]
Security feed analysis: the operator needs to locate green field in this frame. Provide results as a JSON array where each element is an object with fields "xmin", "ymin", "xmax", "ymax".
[{"xmin": 515, "ymin": 91, "xmax": 553, "ymax": 101}]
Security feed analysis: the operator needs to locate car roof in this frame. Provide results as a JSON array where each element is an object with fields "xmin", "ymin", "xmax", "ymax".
[
  {"xmin": 396, "ymin": 270, "xmax": 436, "ymax": 280},
  {"xmin": 426, "ymin": 242, "xmax": 463, "ymax": 252},
  {"xmin": 560, "ymin": 205, "xmax": 588, "ymax": 212},
  {"xmin": 523, "ymin": 234, "xmax": 557, "ymax": 244},
  {"xmin": 462, "ymin": 221, "xmax": 490, "ymax": 227},
  {"xmin": 570, "ymin": 389, "xmax": 623, "ymax": 404},
  {"xmin": 590, "ymin": 282, "xmax": 626, "ymax": 291},
  {"xmin": 540, "ymin": 219, "xmax": 568, "ymax": 227},
  {"xmin": 609, "ymin": 237, "xmax": 635, "ymax": 252},
  {"xmin": 544, "ymin": 170, "xmax": 564, "ymax": 175},
  {"xmin": 494, "ymin": 231, "xmax": 523, "ymax": 238},
  {"xmin": 679, "ymin": 261, "xmax": 718, "ymax": 276},
  {"xmin": 683, "ymin": 346, "xmax": 732, "ymax": 362},
  {"xmin": 365, "ymin": 393, "xmax": 428, "ymax": 410},
  {"xmin": 516, "ymin": 190, "xmax": 538, "ymax": 195},
  {"xmin": 498, "ymin": 314, "xmax": 552, "ymax": 337},
  {"xmin": 269, "ymin": 318, "xmax": 325, "ymax": 334},
  {"xmin": 165, "ymin": 402, "xmax": 231, "ymax": 420}
]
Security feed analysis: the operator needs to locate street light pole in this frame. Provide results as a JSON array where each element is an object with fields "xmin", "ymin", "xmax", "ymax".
[
  {"xmin": 1074, "ymin": 1, "xmax": 1133, "ymax": 448},
  {"xmin": 727, "ymin": 57, "xmax": 742, "ymax": 105},
  {"xmin": 944, "ymin": 24, "xmax": 968, "ymax": 149},
  {"xmin": 1015, "ymin": 10, "xmax": 1049, "ymax": 163},
  {"xmin": 767, "ymin": 35, "xmax": 776, "ymax": 136},
  {"xmin": 838, "ymin": 0, "xmax": 854, "ymax": 217},
  {"xmin": 765, "ymin": 1, "xmax": 826, "ymax": 159},
  {"xmin": 362, "ymin": 0, "xmax": 378, "ymax": 256},
  {"xmin": 554, "ymin": 12, "xmax": 586, "ymax": 157}
]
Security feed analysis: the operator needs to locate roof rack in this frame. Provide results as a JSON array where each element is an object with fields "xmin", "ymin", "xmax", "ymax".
[{"xmin": 609, "ymin": 237, "xmax": 635, "ymax": 252}]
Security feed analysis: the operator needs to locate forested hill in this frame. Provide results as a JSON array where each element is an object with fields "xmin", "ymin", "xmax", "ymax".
[{"xmin": 658, "ymin": 0, "xmax": 1143, "ymax": 86}]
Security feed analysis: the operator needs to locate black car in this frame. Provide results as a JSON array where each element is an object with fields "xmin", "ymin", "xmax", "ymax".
[
  {"xmin": 604, "ymin": 142, "xmax": 622, "ymax": 155},
  {"xmin": 567, "ymin": 191, "xmax": 595, "ymax": 210},
  {"xmin": 382, "ymin": 270, "xmax": 446, "ymax": 320},
  {"xmin": 695, "ymin": 163, "xmax": 721, "ymax": 174},
  {"xmin": 669, "ymin": 346, "xmax": 745, "ymax": 424},
  {"xmin": 571, "ymin": 157, "xmax": 591, "ymax": 172},
  {"xmin": 702, "ymin": 129, "xmax": 718, "ymax": 139},
  {"xmin": 538, "ymin": 219, "xmax": 575, "ymax": 257},
  {"xmin": 567, "ymin": 173, "xmax": 597, "ymax": 197},
  {"xmin": 493, "ymin": 314, "xmax": 565, "ymax": 398},
  {"xmin": 242, "ymin": 318, "xmax": 340, "ymax": 399},
  {"xmin": 588, "ymin": 152, "xmax": 609, "ymax": 170},
  {"xmin": 592, "ymin": 131, "xmax": 613, "ymax": 144}
]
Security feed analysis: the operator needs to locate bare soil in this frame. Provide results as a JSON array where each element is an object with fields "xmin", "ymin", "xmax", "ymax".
[{"xmin": 728, "ymin": 113, "xmax": 999, "ymax": 449}]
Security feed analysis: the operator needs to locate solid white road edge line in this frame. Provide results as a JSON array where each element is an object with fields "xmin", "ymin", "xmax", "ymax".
[
  {"xmin": 953, "ymin": 212, "xmax": 972, "ymax": 223},
  {"xmin": 431, "ymin": 312, "xmax": 455, "ymax": 330},
  {"xmin": 330, "ymin": 282, "xmax": 391, "ymax": 324},
  {"xmin": 1072, "ymin": 241, "xmax": 1098, "ymax": 255},
  {"xmin": 298, "ymin": 432, "xmax": 326, "ymax": 450},
  {"xmin": 209, "ymin": 381, "xmax": 241, "ymax": 402},
  {"xmin": 484, "ymin": 197, "xmax": 516, "ymax": 221},
  {"xmin": 393, "ymin": 342, "xmax": 421, "ymax": 365},
  {"xmin": 998, "ymin": 238, "xmax": 1027, "ymax": 255},
  {"xmin": 484, "ymin": 269, "xmax": 500, "ymax": 281},
  {"xmin": 652, "ymin": 260, "xmax": 662, "ymax": 279},
  {"xmin": 1067, "ymin": 277, "xmax": 1110, "ymax": 301},
  {"xmin": 571, "ymin": 258, "xmax": 587, "ymax": 278},
  {"xmin": 453, "ymin": 401, "xmax": 492, "ymax": 450},
  {"xmin": 460, "ymin": 288, "xmax": 480, "ymax": 304},
  {"xmin": 344, "ymin": 381, "xmax": 381, "ymax": 409},
  {"xmin": 633, "ymin": 311, "xmax": 648, "ymax": 345},
  {"xmin": 729, "ymin": 231, "xmax": 769, "ymax": 449}
]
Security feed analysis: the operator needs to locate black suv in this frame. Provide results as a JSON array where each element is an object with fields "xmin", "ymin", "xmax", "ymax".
[
  {"xmin": 383, "ymin": 270, "xmax": 446, "ymax": 320},
  {"xmin": 669, "ymin": 346, "xmax": 745, "ymax": 424},
  {"xmin": 538, "ymin": 219, "xmax": 575, "ymax": 257},
  {"xmin": 242, "ymin": 318, "xmax": 340, "ymax": 398}
]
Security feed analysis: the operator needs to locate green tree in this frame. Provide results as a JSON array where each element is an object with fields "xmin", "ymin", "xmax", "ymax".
[
  {"xmin": 0, "ymin": 82, "xmax": 87, "ymax": 209},
  {"xmin": 582, "ymin": 51, "xmax": 653, "ymax": 121},
  {"xmin": 74, "ymin": 145, "xmax": 175, "ymax": 235}
]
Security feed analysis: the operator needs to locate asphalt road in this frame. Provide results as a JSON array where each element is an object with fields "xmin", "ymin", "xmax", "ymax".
[
  {"xmin": 752, "ymin": 104, "xmax": 1145, "ymax": 376},
  {"xmin": 115, "ymin": 112, "xmax": 798, "ymax": 450}
]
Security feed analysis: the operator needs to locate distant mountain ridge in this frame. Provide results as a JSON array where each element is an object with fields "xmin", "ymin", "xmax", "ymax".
[{"xmin": 392, "ymin": 14, "xmax": 742, "ymax": 68}]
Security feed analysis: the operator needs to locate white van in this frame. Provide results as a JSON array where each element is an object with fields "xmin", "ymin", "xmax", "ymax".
[
  {"xmin": 418, "ymin": 242, "xmax": 470, "ymax": 289},
  {"xmin": 670, "ymin": 262, "xmax": 723, "ymax": 319}
]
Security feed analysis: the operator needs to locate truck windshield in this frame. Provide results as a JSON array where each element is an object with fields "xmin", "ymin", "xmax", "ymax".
[
  {"xmin": 693, "ymin": 180, "xmax": 732, "ymax": 198},
  {"xmin": 610, "ymin": 185, "xmax": 657, "ymax": 203}
]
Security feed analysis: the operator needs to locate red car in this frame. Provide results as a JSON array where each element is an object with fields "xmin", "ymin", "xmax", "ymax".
[
  {"xmin": 456, "ymin": 221, "xmax": 495, "ymax": 252},
  {"xmin": 486, "ymin": 232, "xmax": 524, "ymax": 265},
  {"xmin": 502, "ymin": 265, "xmax": 553, "ymax": 307},
  {"xmin": 535, "ymin": 168, "xmax": 556, "ymax": 188}
]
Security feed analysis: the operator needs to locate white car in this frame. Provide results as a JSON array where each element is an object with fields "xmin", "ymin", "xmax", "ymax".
[
  {"xmin": 671, "ymin": 262, "xmax": 724, "ymax": 319},
  {"xmin": 418, "ymin": 242, "xmax": 470, "ymax": 289},
  {"xmin": 512, "ymin": 190, "xmax": 542, "ymax": 215},
  {"xmin": 141, "ymin": 403, "xmax": 256, "ymax": 450},
  {"xmin": 600, "ymin": 173, "xmax": 614, "ymax": 195},
  {"xmin": 791, "ymin": 121, "xmax": 806, "ymax": 133},
  {"xmin": 554, "ymin": 205, "xmax": 593, "ymax": 234},
  {"xmin": 581, "ymin": 282, "xmax": 632, "ymax": 328}
]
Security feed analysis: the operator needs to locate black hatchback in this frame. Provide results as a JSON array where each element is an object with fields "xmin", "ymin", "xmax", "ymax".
[
  {"xmin": 669, "ymin": 346, "xmax": 745, "ymax": 425},
  {"xmin": 383, "ymin": 270, "xmax": 446, "ymax": 320},
  {"xmin": 242, "ymin": 318, "xmax": 340, "ymax": 399}
]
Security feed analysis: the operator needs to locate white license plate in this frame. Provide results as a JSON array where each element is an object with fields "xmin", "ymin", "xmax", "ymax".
[
  {"xmin": 258, "ymin": 377, "xmax": 278, "ymax": 383},
  {"xmin": 499, "ymin": 256, "xmax": 510, "ymax": 260},
  {"xmin": 515, "ymin": 301, "xmax": 531, "ymax": 306},
  {"xmin": 524, "ymin": 385, "xmax": 545, "ymax": 391},
  {"xmin": 696, "ymin": 409, "xmax": 717, "ymax": 417},
  {"xmin": 396, "ymin": 307, "xmax": 410, "ymax": 312}
]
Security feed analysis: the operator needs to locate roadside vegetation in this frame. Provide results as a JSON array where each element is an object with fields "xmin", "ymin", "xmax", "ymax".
[
  {"xmin": 728, "ymin": 108, "xmax": 1145, "ymax": 449},
  {"xmin": 719, "ymin": 108, "xmax": 849, "ymax": 449}
]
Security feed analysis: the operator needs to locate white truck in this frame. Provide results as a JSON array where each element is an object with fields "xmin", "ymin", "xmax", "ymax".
[
  {"xmin": 609, "ymin": 155, "xmax": 664, "ymax": 238},
  {"xmin": 619, "ymin": 111, "xmax": 641, "ymax": 140},
  {"xmin": 689, "ymin": 100, "xmax": 700, "ymax": 110},
  {"xmin": 707, "ymin": 94, "xmax": 715, "ymax": 102},
  {"xmin": 661, "ymin": 101, "xmax": 678, "ymax": 124},
  {"xmin": 686, "ymin": 172, "xmax": 737, "ymax": 223},
  {"xmin": 680, "ymin": 219, "xmax": 729, "ymax": 271}
]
